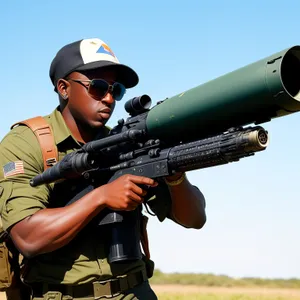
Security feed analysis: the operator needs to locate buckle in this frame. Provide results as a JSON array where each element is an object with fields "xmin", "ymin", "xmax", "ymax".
[
  {"xmin": 46, "ymin": 158, "xmax": 57, "ymax": 166},
  {"xmin": 93, "ymin": 278, "xmax": 122, "ymax": 298},
  {"xmin": 92, "ymin": 270, "xmax": 147, "ymax": 298}
]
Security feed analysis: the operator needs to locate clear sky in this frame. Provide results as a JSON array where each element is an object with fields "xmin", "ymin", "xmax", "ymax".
[{"xmin": 1, "ymin": 0, "xmax": 299, "ymax": 279}]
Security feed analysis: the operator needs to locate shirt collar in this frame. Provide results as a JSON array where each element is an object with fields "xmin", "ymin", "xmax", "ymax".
[
  {"xmin": 46, "ymin": 107, "xmax": 78, "ymax": 146},
  {"xmin": 46, "ymin": 106, "xmax": 111, "ymax": 147}
]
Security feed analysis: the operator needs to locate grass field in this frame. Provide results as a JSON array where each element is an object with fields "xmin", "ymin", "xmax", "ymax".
[
  {"xmin": 153, "ymin": 285, "xmax": 300, "ymax": 299},
  {"xmin": 149, "ymin": 270, "xmax": 300, "ymax": 289},
  {"xmin": 1, "ymin": 285, "xmax": 300, "ymax": 300},
  {"xmin": 1, "ymin": 271, "xmax": 299, "ymax": 299}
]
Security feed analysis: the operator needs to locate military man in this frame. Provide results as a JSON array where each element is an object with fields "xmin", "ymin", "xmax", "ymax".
[{"xmin": 0, "ymin": 38, "xmax": 206, "ymax": 299}]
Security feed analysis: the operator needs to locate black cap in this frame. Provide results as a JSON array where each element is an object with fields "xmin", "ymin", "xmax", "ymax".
[{"xmin": 49, "ymin": 38, "xmax": 139, "ymax": 90}]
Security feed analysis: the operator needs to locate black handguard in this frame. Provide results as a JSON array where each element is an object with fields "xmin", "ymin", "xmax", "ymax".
[{"xmin": 30, "ymin": 151, "xmax": 94, "ymax": 187}]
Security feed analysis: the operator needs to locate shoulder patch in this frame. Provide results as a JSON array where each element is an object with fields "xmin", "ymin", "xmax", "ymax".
[{"xmin": 3, "ymin": 161, "xmax": 24, "ymax": 178}]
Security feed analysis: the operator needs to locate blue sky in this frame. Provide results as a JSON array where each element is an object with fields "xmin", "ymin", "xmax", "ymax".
[{"xmin": 1, "ymin": 0, "xmax": 299, "ymax": 279}]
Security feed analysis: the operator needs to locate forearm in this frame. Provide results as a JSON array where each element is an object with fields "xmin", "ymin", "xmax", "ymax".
[
  {"xmin": 166, "ymin": 174, "xmax": 206, "ymax": 229},
  {"xmin": 10, "ymin": 188, "xmax": 106, "ymax": 257}
]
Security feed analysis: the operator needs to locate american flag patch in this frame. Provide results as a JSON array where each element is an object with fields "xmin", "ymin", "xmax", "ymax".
[{"xmin": 3, "ymin": 161, "xmax": 25, "ymax": 178}]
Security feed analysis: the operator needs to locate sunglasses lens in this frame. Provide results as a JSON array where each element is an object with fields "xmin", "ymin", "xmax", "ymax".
[
  {"xmin": 88, "ymin": 80, "xmax": 126, "ymax": 101},
  {"xmin": 112, "ymin": 83, "xmax": 126, "ymax": 101},
  {"xmin": 88, "ymin": 79, "xmax": 109, "ymax": 100}
]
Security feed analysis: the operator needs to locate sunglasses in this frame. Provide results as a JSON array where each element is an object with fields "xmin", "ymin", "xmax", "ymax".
[{"xmin": 68, "ymin": 78, "xmax": 126, "ymax": 101}]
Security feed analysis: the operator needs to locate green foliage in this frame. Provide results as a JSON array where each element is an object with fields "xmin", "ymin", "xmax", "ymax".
[{"xmin": 150, "ymin": 269, "xmax": 300, "ymax": 289}]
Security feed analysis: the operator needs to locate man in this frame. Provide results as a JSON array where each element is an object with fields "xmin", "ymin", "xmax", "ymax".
[{"xmin": 0, "ymin": 38, "xmax": 206, "ymax": 299}]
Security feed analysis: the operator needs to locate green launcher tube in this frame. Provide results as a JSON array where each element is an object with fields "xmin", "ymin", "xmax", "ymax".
[{"xmin": 146, "ymin": 46, "xmax": 300, "ymax": 142}]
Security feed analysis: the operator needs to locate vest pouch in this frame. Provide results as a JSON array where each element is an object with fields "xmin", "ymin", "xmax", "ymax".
[{"xmin": 0, "ymin": 241, "xmax": 12, "ymax": 291}]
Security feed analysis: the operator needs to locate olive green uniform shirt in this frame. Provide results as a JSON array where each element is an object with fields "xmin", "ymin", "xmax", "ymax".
[{"xmin": 0, "ymin": 107, "xmax": 172, "ymax": 285}]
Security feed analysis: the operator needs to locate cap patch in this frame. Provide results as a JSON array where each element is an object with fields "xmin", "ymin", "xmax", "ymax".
[
  {"xmin": 97, "ymin": 44, "xmax": 115, "ymax": 57},
  {"xmin": 80, "ymin": 38, "xmax": 119, "ymax": 65}
]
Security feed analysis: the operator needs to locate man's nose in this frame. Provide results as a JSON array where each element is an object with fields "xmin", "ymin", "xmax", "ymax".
[{"xmin": 102, "ymin": 92, "xmax": 115, "ymax": 105}]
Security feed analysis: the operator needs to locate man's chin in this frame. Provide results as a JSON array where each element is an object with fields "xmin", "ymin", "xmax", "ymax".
[{"xmin": 89, "ymin": 119, "xmax": 108, "ymax": 129}]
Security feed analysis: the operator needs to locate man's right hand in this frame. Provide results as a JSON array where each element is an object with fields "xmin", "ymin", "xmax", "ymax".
[
  {"xmin": 98, "ymin": 174, "xmax": 158, "ymax": 211},
  {"xmin": 9, "ymin": 174, "xmax": 158, "ymax": 258}
]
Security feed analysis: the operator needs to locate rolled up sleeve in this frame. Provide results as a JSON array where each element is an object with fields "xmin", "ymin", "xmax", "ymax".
[{"xmin": 0, "ymin": 127, "xmax": 50, "ymax": 231}]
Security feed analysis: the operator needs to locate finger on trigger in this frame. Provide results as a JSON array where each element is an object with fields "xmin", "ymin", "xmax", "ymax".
[{"xmin": 141, "ymin": 177, "xmax": 158, "ymax": 187}]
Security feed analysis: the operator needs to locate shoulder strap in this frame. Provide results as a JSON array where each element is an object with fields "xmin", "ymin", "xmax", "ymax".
[{"xmin": 11, "ymin": 116, "xmax": 58, "ymax": 170}]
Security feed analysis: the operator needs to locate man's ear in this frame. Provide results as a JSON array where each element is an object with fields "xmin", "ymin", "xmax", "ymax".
[{"xmin": 57, "ymin": 79, "xmax": 69, "ymax": 100}]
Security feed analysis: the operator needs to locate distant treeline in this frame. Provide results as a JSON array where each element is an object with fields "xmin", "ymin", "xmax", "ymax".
[{"xmin": 150, "ymin": 269, "xmax": 300, "ymax": 289}]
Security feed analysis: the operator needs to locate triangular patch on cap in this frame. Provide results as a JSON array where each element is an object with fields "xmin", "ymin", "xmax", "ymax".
[
  {"xmin": 96, "ymin": 44, "xmax": 115, "ymax": 57},
  {"xmin": 80, "ymin": 38, "xmax": 119, "ymax": 64}
]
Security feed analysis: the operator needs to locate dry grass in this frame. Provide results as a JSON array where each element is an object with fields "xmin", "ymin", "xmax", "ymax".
[
  {"xmin": 153, "ymin": 285, "xmax": 300, "ymax": 298},
  {"xmin": 2, "ymin": 286, "xmax": 300, "ymax": 300},
  {"xmin": 0, "ymin": 293, "xmax": 6, "ymax": 300},
  {"xmin": 1, "ymin": 293, "xmax": 7, "ymax": 300}
]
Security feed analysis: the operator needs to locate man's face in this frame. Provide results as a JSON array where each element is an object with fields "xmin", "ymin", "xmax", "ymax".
[{"xmin": 65, "ymin": 70, "xmax": 119, "ymax": 129}]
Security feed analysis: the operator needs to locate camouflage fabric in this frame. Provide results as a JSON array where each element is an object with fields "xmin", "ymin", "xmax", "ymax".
[{"xmin": 0, "ymin": 107, "xmax": 172, "ymax": 287}]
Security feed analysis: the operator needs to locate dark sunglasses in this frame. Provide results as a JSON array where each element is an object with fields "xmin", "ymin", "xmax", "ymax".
[{"xmin": 68, "ymin": 78, "xmax": 126, "ymax": 101}]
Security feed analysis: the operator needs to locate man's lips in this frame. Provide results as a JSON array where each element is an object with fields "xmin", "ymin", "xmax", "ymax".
[
  {"xmin": 98, "ymin": 107, "xmax": 111, "ymax": 113},
  {"xmin": 97, "ymin": 107, "xmax": 111, "ymax": 119}
]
